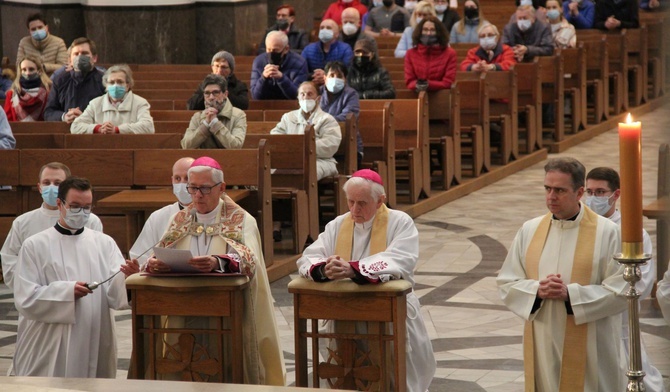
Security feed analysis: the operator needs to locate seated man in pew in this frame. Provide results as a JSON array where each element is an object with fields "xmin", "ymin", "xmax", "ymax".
[
  {"xmin": 297, "ymin": 169, "xmax": 436, "ymax": 392},
  {"xmin": 460, "ymin": 23, "xmax": 516, "ymax": 71},
  {"xmin": 271, "ymin": 81, "xmax": 342, "ymax": 180},
  {"xmin": 181, "ymin": 74, "xmax": 246, "ymax": 149},
  {"xmin": 70, "ymin": 64, "xmax": 155, "ymax": 134},
  {"xmin": 144, "ymin": 156, "xmax": 286, "ymax": 386},
  {"xmin": 1, "ymin": 162, "xmax": 103, "ymax": 290},
  {"xmin": 16, "ymin": 13, "xmax": 68, "ymax": 76},
  {"xmin": 320, "ymin": 61, "xmax": 363, "ymax": 167},
  {"xmin": 129, "ymin": 157, "xmax": 194, "ymax": 266},
  {"xmin": 257, "ymin": 4, "xmax": 309, "ymax": 55},
  {"xmin": 251, "ymin": 30, "xmax": 308, "ymax": 100},
  {"xmin": 340, "ymin": 7, "xmax": 377, "ymax": 53},
  {"xmin": 186, "ymin": 51, "xmax": 249, "ymax": 111},
  {"xmin": 44, "ymin": 37, "xmax": 105, "ymax": 123},
  {"xmin": 502, "ymin": 5, "xmax": 554, "ymax": 63},
  {"xmin": 302, "ymin": 19, "xmax": 353, "ymax": 86},
  {"xmin": 594, "ymin": 0, "xmax": 639, "ymax": 30}
]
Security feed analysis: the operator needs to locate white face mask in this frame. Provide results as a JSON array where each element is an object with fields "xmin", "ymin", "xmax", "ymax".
[
  {"xmin": 517, "ymin": 19, "xmax": 532, "ymax": 32},
  {"xmin": 173, "ymin": 183, "xmax": 192, "ymax": 205},
  {"xmin": 520, "ymin": 0, "xmax": 533, "ymax": 5},
  {"xmin": 434, "ymin": 4, "xmax": 448, "ymax": 13},
  {"xmin": 299, "ymin": 99, "xmax": 317, "ymax": 113},
  {"xmin": 342, "ymin": 22, "xmax": 358, "ymax": 36},
  {"xmin": 405, "ymin": 1, "xmax": 417, "ymax": 11},
  {"xmin": 63, "ymin": 209, "xmax": 90, "ymax": 230},
  {"xmin": 585, "ymin": 195, "xmax": 613, "ymax": 216},
  {"xmin": 479, "ymin": 36, "xmax": 497, "ymax": 51}
]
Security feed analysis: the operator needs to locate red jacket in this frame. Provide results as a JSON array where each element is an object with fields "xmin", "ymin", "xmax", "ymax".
[
  {"xmin": 460, "ymin": 43, "xmax": 517, "ymax": 72},
  {"xmin": 404, "ymin": 44, "xmax": 457, "ymax": 91},
  {"xmin": 323, "ymin": 0, "xmax": 368, "ymax": 26}
]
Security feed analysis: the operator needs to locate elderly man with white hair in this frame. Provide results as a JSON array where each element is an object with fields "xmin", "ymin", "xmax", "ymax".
[
  {"xmin": 251, "ymin": 30, "xmax": 308, "ymax": 100},
  {"xmin": 70, "ymin": 63, "xmax": 154, "ymax": 134},
  {"xmin": 502, "ymin": 4, "xmax": 553, "ymax": 62},
  {"xmin": 145, "ymin": 156, "xmax": 286, "ymax": 386},
  {"xmin": 297, "ymin": 169, "xmax": 436, "ymax": 392}
]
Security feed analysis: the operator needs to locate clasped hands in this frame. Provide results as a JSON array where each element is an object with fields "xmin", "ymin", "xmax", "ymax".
[
  {"xmin": 74, "ymin": 258, "xmax": 139, "ymax": 299},
  {"xmin": 605, "ymin": 16, "xmax": 621, "ymax": 30},
  {"xmin": 471, "ymin": 60, "xmax": 495, "ymax": 72},
  {"xmin": 262, "ymin": 64, "xmax": 283, "ymax": 79},
  {"xmin": 512, "ymin": 45, "xmax": 527, "ymax": 62},
  {"xmin": 323, "ymin": 255, "xmax": 355, "ymax": 280},
  {"xmin": 98, "ymin": 121, "xmax": 116, "ymax": 134},
  {"xmin": 537, "ymin": 273, "xmax": 568, "ymax": 301}
]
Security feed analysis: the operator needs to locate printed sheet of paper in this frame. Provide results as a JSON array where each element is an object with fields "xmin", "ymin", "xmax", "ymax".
[{"xmin": 152, "ymin": 247, "xmax": 201, "ymax": 273}]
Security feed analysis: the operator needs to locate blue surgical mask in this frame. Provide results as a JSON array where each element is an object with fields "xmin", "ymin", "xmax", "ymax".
[
  {"xmin": 517, "ymin": 19, "xmax": 532, "ymax": 32},
  {"xmin": 31, "ymin": 29, "xmax": 47, "ymax": 41},
  {"xmin": 585, "ymin": 195, "xmax": 614, "ymax": 216},
  {"xmin": 41, "ymin": 185, "xmax": 59, "ymax": 207},
  {"xmin": 173, "ymin": 183, "xmax": 192, "ymax": 205},
  {"xmin": 326, "ymin": 77, "xmax": 345, "ymax": 94},
  {"xmin": 319, "ymin": 29, "xmax": 334, "ymax": 43},
  {"xmin": 107, "ymin": 85, "xmax": 126, "ymax": 100},
  {"xmin": 547, "ymin": 9, "xmax": 561, "ymax": 21},
  {"xmin": 520, "ymin": 0, "xmax": 533, "ymax": 6},
  {"xmin": 63, "ymin": 209, "xmax": 90, "ymax": 230}
]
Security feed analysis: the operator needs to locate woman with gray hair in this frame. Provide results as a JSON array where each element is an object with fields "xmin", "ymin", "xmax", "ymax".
[
  {"xmin": 70, "ymin": 64, "xmax": 154, "ymax": 134},
  {"xmin": 187, "ymin": 50, "xmax": 249, "ymax": 110}
]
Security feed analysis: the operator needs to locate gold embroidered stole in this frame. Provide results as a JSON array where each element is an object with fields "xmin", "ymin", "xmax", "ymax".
[
  {"xmin": 523, "ymin": 208, "xmax": 598, "ymax": 392},
  {"xmin": 334, "ymin": 204, "xmax": 389, "ymax": 261}
]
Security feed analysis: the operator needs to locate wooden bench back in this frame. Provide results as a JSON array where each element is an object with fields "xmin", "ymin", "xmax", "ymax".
[
  {"xmin": 358, "ymin": 103, "xmax": 397, "ymax": 207},
  {"xmin": 151, "ymin": 110, "xmax": 198, "ymax": 121},
  {"xmin": 9, "ymin": 121, "xmax": 70, "ymax": 134},
  {"xmin": 660, "ymin": 143, "xmax": 670, "ymax": 198}
]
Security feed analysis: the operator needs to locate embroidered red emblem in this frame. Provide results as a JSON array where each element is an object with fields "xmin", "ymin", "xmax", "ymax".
[{"xmin": 364, "ymin": 261, "xmax": 388, "ymax": 273}]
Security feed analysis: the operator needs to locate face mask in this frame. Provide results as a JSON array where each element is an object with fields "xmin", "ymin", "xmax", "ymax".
[
  {"xmin": 63, "ymin": 208, "xmax": 90, "ymax": 230},
  {"xmin": 420, "ymin": 35, "xmax": 438, "ymax": 46},
  {"xmin": 299, "ymin": 99, "xmax": 316, "ymax": 113},
  {"xmin": 41, "ymin": 185, "xmax": 59, "ymax": 207},
  {"xmin": 383, "ymin": 0, "xmax": 394, "ymax": 6},
  {"xmin": 480, "ymin": 36, "xmax": 497, "ymax": 51},
  {"xmin": 405, "ymin": 1, "xmax": 417, "ymax": 11},
  {"xmin": 107, "ymin": 85, "xmax": 126, "ymax": 100},
  {"xmin": 342, "ymin": 22, "xmax": 358, "ymax": 36},
  {"xmin": 517, "ymin": 19, "xmax": 532, "ymax": 32},
  {"xmin": 319, "ymin": 29, "xmax": 334, "ymax": 43},
  {"xmin": 520, "ymin": 0, "xmax": 533, "ymax": 6},
  {"xmin": 326, "ymin": 77, "xmax": 345, "ymax": 94},
  {"xmin": 354, "ymin": 55, "xmax": 371, "ymax": 68},
  {"xmin": 585, "ymin": 195, "xmax": 613, "ymax": 216},
  {"xmin": 464, "ymin": 7, "xmax": 479, "ymax": 19},
  {"xmin": 434, "ymin": 4, "xmax": 448, "ymax": 13},
  {"xmin": 31, "ymin": 29, "xmax": 47, "ymax": 41},
  {"xmin": 547, "ymin": 9, "xmax": 560, "ymax": 21},
  {"xmin": 173, "ymin": 183, "xmax": 192, "ymax": 205},
  {"xmin": 22, "ymin": 72, "xmax": 39, "ymax": 80},
  {"xmin": 276, "ymin": 19, "xmax": 290, "ymax": 30},
  {"xmin": 73, "ymin": 55, "xmax": 93, "ymax": 73},
  {"xmin": 268, "ymin": 51, "xmax": 283, "ymax": 65}
]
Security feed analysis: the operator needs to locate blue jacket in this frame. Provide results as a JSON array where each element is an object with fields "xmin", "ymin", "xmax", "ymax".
[
  {"xmin": 250, "ymin": 51, "xmax": 308, "ymax": 100},
  {"xmin": 44, "ymin": 69, "xmax": 105, "ymax": 121},
  {"xmin": 301, "ymin": 40, "xmax": 354, "ymax": 73},
  {"xmin": 320, "ymin": 84, "xmax": 363, "ymax": 156},
  {"xmin": 0, "ymin": 76, "xmax": 11, "ymax": 99},
  {"xmin": 563, "ymin": 0, "xmax": 595, "ymax": 29}
]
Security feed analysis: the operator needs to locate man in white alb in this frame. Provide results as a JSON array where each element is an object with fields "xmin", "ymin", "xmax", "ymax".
[
  {"xmin": 497, "ymin": 157, "xmax": 628, "ymax": 391},
  {"xmin": 585, "ymin": 167, "xmax": 664, "ymax": 392},
  {"xmin": 1, "ymin": 162, "xmax": 102, "ymax": 289},
  {"xmin": 297, "ymin": 169, "xmax": 436, "ymax": 392},
  {"xmin": 129, "ymin": 156, "xmax": 194, "ymax": 266},
  {"xmin": 13, "ymin": 176, "xmax": 139, "ymax": 378}
]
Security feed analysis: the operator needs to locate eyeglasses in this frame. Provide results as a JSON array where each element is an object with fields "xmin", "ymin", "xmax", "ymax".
[
  {"xmin": 186, "ymin": 182, "xmax": 222, "ymax": 195},
  {"xmin": 585, "ymin": 189, "xmax": 612, "ymax": 197},
  {"xmin": 203, "ymin": 90, "xmax": 222, "ymax": 97},
  {"xmin": 61, "ymin": 200, "xmax": 93, "ymax": 213}
]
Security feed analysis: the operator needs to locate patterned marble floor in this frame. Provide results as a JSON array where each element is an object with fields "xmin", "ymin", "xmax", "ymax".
[{"xmin": 1, "ymin": 105, "xmax": 669, "ymax": 390}]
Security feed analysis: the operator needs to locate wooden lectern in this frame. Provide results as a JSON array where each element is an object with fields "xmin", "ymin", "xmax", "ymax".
[
  {"xmin": 126, "ymin": 274, "xmax": 249, "ymax": 383},
  {"xmin": 288, "ymin": 278, "xmax": 412, "ymax": 391}
]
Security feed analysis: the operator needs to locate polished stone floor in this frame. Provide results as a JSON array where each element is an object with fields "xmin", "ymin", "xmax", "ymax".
[{"xmin": 1, "ymin": 105, "xmax": 669, "ymax": 391}]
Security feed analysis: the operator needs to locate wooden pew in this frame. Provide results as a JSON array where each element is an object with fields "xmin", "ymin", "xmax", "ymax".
[
  {"xmin": 132, "ymin": 146, "xmax": 274, "ymax": 264},
  {"xmin": 243, "ymin": 129, "xmax": 318, "ymax": 254},
  {"xmin": 514, "ymin": 61, "xmax": 543, "ymax": 153},
  {"xmin": 9, "ymin": 121, "xmax": 70, "ymax": 134},
  {"xmin": 427, "ymin": 88, "xmax": 460, "ymax": 189},
  {"xmin": 537, "ymin": 54, "xmax": 565, "ymax": 143},
  {"xmin": 624, "ymin": 26, "xmax": 649, "ymax": 105},
  {"xmin": 150, "ymin": 110, "xmax": 198, "ymax": 121},
  {"xmin": 0, "ymin": 150, "xmax": 22, "ymax": 239},
  {"xmin": 455, "ymin": 72, "xmax": 487, "ymax": 176},
  {"xmin": 483, "ymin": 70, "xmax": 518, "ymax": 164},
  {"xmin": 358, "ymin": 103, "xmax": 397, "ymax": 207},
  {"xmin": 581, "ymin": 37, "xmax": 610, "ymax": 123},
  {"xmin": 134, "ymin": 89, "xmax": 193, "ymax": 100},
  {"xmin": 644, "ymin": 20, "xmax": 665, "ymax": 99},
  {"xmin": 559, "ymin": 44, "xmax": 588, "ymax": 133},
  {"xmin": 14, "ymin": 133, "xmax": 65, "ymax": 149},
  {"xmin": 578, "ymin": 30, "xmax": 626, "ymax": 115}
]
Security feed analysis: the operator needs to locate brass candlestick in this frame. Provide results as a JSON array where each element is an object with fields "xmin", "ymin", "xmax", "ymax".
[{"xmin": 615, "ymin": 242, "xmax": 650, "ymax": 392}]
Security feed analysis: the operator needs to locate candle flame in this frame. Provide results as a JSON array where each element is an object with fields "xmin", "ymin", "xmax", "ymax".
[{"xmin": 626, "ymin": 113, "xmax": 633, "ymax": 124}]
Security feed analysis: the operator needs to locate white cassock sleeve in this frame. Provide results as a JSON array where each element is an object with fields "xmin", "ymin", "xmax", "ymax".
[
  {"xmin": 658, "ymin": 268, "xmax": 670, "ymax": 326},
  {"xmin": 102, "ymin": 236, "xmax": 131, "ymax": 311}
]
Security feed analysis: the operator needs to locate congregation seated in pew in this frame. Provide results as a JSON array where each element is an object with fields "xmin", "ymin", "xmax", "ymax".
[
  {"xmin": 502, "ymin": 4, "xmax": 554, "ymax": 63},
  {"xmin": 339, "ymin": 7, "xmax": 377, "ymax": 53},
  {"xmin": 594, "ymin": 0, "xmax": 639, "ymax": 30},
  {"xmin": 71, "ymin": 64, "xmax": 155, "ymax": 134},
  {"xmin": 460, "ymin": 23, "xmax": 516, "ymax": 71},
  {"xmin": 186, "ymin": 50, "xmax": 249, "ymax": 111},
  {"xmin": 563, "ymin": 0, "xmax": 595, "ymax": 29},
  {"xmin": 257, "ymin": 4, "xmax": 309, "ymax": 55},
  {"xmin": 302, "ymin": 19, "xmax": 353, "ymax": 86},
  {"xmin": 347, "ymin": 37, "xmax": 396, "ymax": 100},
  {"xmin": 181, "ymin": 74, "xmax": 246, "ymax": 149},
  {"xmin": 449, "ymin": 0, "xmax": 488, "ymax": 44},
  {"xmin": 395, "ymin": 1, "xmax": 436, "ymax": 58},
  {"xmin": 251, "ymin": 31, "xmax": 308, "ymax": 100},
  {"xmin": 404, "ymin": 15, "xmax": 457, "ymax": 92},
  {"xmin": 4, "ymin": 55, "xmax": 51, "ymax": 121},
  {"xmin": 17, "ymin": 13, "xmax": 68, "ymax": 76},
  {"xmin": 546, "ymin": 0, "xmax": 576, "ymax": 49}
]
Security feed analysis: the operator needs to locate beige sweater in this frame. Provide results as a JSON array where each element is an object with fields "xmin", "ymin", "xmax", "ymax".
[{"xmin": 16, "ymin": 34, "xmax": 68, "ymax": 75}]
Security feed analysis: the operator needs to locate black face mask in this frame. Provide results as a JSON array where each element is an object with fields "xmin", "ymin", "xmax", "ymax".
[
  {"xmin": 464, "ymin": 7, "xmax": 479, "ymax": 19},
  {"xmin": 420, "ymin": 35, "xmax": 438, "ymax": 46},
  {"xmin": 276, "ymin": 19, "xmax": 290, "ymax": 30},
  {"xmin": 354, "ymin": 55, "xmax": 371, "ymax": 69},
  {"xmin": 20, "ymin": 75, "xmax": 42, "ymax": 90},
  {"xmin": 268, "ymin": 51, "xmax": 283, "ymax": 66}
]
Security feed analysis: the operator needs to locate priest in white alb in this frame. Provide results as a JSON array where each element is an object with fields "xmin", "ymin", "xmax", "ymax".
[
  {"xmin": 129, "ymin": 156, "xmax": 194, "ymax": 266},
  {"xmin": 658, "ymin": 267, "xmax": 670, "ymax": 326},
  {"xmin": 297, "ymin": 169, "xmax": 436, "ymax": 392},
  {"xmin": 497, "ymin": 158, "xmax": 628, "ymax": 392},
  {"xmin": 145, "ymin": 156, "xmax": 285, "ymax": 386},
  {"xmin": 1, "ymin": 162, "xmax": 103, "ymax": 290},
  {"xmin": 13, "ymin": 176, "xmax": 139, "ymax": 378}
]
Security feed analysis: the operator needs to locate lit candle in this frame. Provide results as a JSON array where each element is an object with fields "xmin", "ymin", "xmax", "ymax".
[{"xmin": 618, "ymin": 113, "xmax": 643, "ymax": 244}]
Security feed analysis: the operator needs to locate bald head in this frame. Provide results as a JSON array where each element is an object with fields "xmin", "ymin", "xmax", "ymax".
[
  {"xmin": 341, "ymin": 8, "xmax": 361, "ymax": 26},
  {"xmin": 172, "ymin": 157, "xmax": 195, "ymax": 184},
  {"xmin": 320, "ymin": 19, "xmax": 340, "ymax": 39}
]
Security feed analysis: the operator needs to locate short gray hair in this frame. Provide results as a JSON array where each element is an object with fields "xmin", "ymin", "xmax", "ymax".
[
  {"xmin": 266, "ymin": 30, "xmax": 289, "ymax": 48},
  {"xmin": 342, "ymin": 177, "xmax": 386, "ymax": 201},
  {"xmin": 544, "ymin": 157, "xmax": 585, "ymax": 190},
  {"xmin": 211, "ymin": 50, "xmax": 236, "ymax": 72},
  {"xmin": 478, "ymin": 22, "xmax": 499, "ymax": 37},
  {"xmin": 188, "ymin": 165, "xmax": 224, "ymax": 184},
  {"xmin": 103, "ymin": 64, "xmax": 134, "ymax": 89}
]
